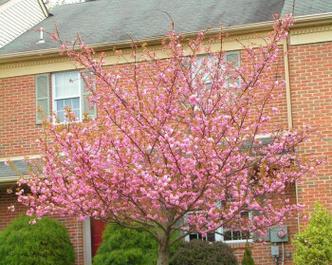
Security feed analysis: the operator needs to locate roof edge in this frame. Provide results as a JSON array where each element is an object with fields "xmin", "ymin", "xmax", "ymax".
[
  {"xmin": 37, "ymin": 0, "xmax": 50, "ymax": 17},
  {"xmin": 1, "ymin": 12, "xmax": 332, "ymax": 63}
]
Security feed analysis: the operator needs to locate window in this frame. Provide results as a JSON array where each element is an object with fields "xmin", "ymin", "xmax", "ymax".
[
  {"xmin": 191, "ymin": 55, "xmax": 215, "ymax": 85},
  {"xmin": 222, "ymin": 211, "xmax": 252, "ymax": 242},
  {"xmin": 52, "ymin": 71, "xmax": 81, "ymax": 122},
  {"xmin": 52, "ymin": 71, "xmax": 96, "ymax": 123},
  {"xmin": 225, "ymin": 51, "xmax": 241, "ymax": 88},
  {"xmin": 187, "ymin": 228, "xmax": 223, "ymax": 243},
  {"xmin": 35, "ymin": 71, "xmax": 96, "ymax": 124},
  {"xmin": 185, "ymin": 211, "xmax": 252, "ymax": 243},
  {"xmin": 223, "ymin": 227, "xmax": 251, "ymax": 242},
  {"xmin": 191, "ymin": 51, "xmax": 241, "ymax": 88}
]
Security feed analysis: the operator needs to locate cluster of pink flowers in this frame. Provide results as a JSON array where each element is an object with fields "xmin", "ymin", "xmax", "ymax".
[{"xmin": 18, "ymin": 15, "xmax": 316, "ymax": 251}]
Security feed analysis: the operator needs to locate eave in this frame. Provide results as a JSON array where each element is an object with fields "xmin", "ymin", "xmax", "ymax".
[{"xmin": 0, "ymin": 176, "xmax": 19, "ymax": 184}]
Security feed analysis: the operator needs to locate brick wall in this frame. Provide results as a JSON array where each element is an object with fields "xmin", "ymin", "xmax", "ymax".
[
  {"xmin": 289, "ymin": 41, "xmax": 332, "ymax": 221},
  {"xmin": 0, "ymin": 75, "xmax": 41, "ymax": 157}
]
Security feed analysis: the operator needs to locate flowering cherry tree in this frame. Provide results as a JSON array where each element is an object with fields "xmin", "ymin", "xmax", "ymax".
[{"xmin": 18, "ymin": 16, "xmax": 315, "ymax": 265}]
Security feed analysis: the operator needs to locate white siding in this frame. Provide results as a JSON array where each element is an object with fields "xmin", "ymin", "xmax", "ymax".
[{"xmin": 0, "ymin": 0, "xmax": 47, "ymax": 48}]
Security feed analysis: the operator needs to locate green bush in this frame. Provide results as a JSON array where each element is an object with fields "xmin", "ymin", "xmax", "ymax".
[
  {"xmin": 0, "ymin": 215, "xmax": 75, "ymax": 265},
  {"xmin": 293, "ymin": 204, "xmax": 332, "ymax": 265},
  {"xmin": 170, "ymin": 240, "xmax": 238, "ymax": 265},
  {"xmin": 241, "ymin": 244, "xmax": 255, "ymax": 265},
  {"xmin": 93, "ymin": 223, "xmax": 158, "ymax": 265}
]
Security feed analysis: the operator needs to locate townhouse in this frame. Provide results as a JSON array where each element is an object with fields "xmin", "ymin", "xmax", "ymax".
[{"xmin": 0, "ymin": 0, "xmax": 331, "ymax": 264}]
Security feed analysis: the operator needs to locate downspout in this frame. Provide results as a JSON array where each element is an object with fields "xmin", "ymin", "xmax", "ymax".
[
  {"xmin": 83, "ymin": 218, "xmax": 92, "ymax": 265},
  {"xmin": 283, "ymin": 38, "xmax": 293, "ymax": 131},
  {"xmin": 283, "ymin": 37, "xmax": 300, "ymax": 233}
]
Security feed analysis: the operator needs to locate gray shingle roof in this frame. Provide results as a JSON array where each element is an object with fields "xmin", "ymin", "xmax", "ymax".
[
  {"xmin": 0, "ymin": 0, "xmax": 331, "ymax": 56},
  {"xmin": 282, "ymin": 0, "xmax": 332, "ymax": 16},
  {"xmin": 0, "ymin": 0, "xmax": 284, "ymax": 55}
]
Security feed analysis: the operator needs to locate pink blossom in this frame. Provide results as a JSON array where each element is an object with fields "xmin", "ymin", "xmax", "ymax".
[{"xmin": 17, "ymin": 15, "xmax": 318, "ymax": 264}]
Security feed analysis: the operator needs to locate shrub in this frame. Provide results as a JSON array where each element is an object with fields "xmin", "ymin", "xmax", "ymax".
[
  {"xmin": 170, "ymin": 240, "xmax": 238, "ymax": 265},
  {"xmin": 0, "ymin": 215, "xmax": 75, "ymax": 265},
  {"xmin": 241, "ymin": 244, "xmax": 255, "ymax": 265},
  {"xmin": 93, "ymin": 223, "xmax": 158, "ymax": 265},
  {"xmin": 293, "ymin": 204, "xmax": 332, "ymax": 265}
]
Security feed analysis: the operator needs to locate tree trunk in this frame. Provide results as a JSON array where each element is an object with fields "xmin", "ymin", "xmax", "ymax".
[{"xmin": 156, "ymin": 234, "xmax": 170, "ymax": 265}]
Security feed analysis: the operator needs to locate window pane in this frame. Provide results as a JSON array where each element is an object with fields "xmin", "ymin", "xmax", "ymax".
[
  {"xmin": 207, "ymin": 232, "xmax": 215, "ymax": 242},
  {"xmin": 226, "ymin": 53, "xmax": 240, "ymax": 67},
  {"xmin": 57, "ymin": 99, "xmax": 64, "ymax": 110},
  {"xmin": 224, "ymin": 230, "xmax": 232, "ymax": 241},
  {"xmin": 241, "ymin": 211, "xmax": 249, "ymax": 218},
  {"xmin": 71, "ymin": 98, "xmax": 80, "ymax": 110},
  {"xmin": 57, "ymin": 110, "xmax": 65, "ymax": 123},
  {"xmin": 223, "ymin": 228, "xmax": 251, "ymax": 241},
  {"xmin": 189, "ymin": 232, "xmax": 216, "ymax": 242},
  {"xmin": 56, "ymin": 98, "xmax": 80, "ymax": 122},
  {"xmin": 189, "ymin": 234, "xmax": 198, "ymax": 241},
  {"xmin": 73, "ymin": 109, "xmax": 80, "ymax": 119},
  {"xmin": 192, "ymin": 56, "xmax": 214, "ymax": 84},
  {"xmin": 54, "ymin": 71, "xmax": 80, "ymax": 99},
  {"xmin": 233, "ymin": 230, "xmax": 241, "ymax": 240},
  {"xmin": 225, "ymin": 52, "xmax": 241, "ymax": 89},
  {"xmin": 242, "ymin": 231, "xmax": 250, "ymax": 240}
]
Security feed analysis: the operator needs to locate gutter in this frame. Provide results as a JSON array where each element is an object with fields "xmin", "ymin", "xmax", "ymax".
[
  {"xmin": 0, "ymin": 176, "xmax": 19, "ymax": 184},
  {"xmin": 1, "ymin": 12, "xmax": 332, "ymax": 63},
  {"xmin": 37, "ymin": 0, "xmax": 50, "ymax": 18}
]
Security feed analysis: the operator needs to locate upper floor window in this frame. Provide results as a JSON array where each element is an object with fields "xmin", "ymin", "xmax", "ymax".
[
  {"xmin": 53, "ymin": 71, "xmax": 81, "ymax": 122},
  {"xmin": 224, "ymin": 51, "xmax": 241, "ymax": 88},
  {"xmin": 35, "ymin": 71, "xmax": 96, "ymax": 124},
  {"xmin": 191, "ymin": 51, "xmax": 241, "ymax": 89}
]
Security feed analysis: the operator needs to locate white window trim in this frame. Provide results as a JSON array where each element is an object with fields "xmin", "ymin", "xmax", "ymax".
[{"xmin": 52, "ymin": 71, "xmax": 83, "ymax": 123}]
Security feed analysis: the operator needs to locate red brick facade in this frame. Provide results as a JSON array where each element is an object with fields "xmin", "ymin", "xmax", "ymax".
[
  {"xmin": 0, "ymin": 38, "xmax": 331, "ymax": 265},
  {"xmin": 289, "ymin": 42, "xmax": 332, "ymax": 219}
]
